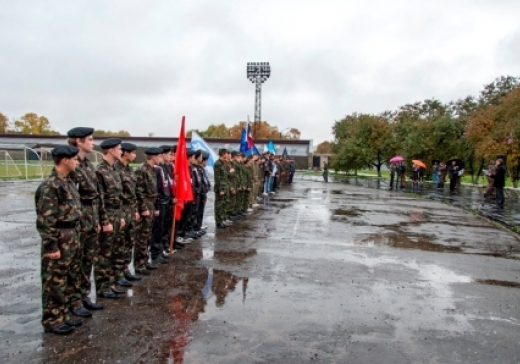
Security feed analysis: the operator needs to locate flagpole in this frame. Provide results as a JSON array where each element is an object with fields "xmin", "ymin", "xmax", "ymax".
[{"xmin": 169, "ymin": 203, "xmax": 177, "ymax": 254}]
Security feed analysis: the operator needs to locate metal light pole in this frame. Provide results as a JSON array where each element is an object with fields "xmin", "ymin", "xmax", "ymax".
[{"xmin": 247, "ymin": 62, "xmax": 271, "ymax": 137}]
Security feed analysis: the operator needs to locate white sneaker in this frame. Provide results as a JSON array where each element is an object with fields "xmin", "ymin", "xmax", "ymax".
[
  {"xmin": 225, "ymin": 220, "xmax": 233, "ymax": 224},
  {"xmin": 247, "ymin": 208, "xmax": 253, "ymax": 212},
  {"xmin": 262, "ymin": 192, "xmax": 268, "ymax": 196},
  {"xmin": 201, "ymin": 226, "xmax": 208, "ymax": 231},
  {"xmin": 252, "ymin": 204, "xmax": 259, "ymax": 208}
]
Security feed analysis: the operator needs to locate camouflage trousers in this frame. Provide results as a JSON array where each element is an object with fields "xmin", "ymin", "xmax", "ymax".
[
  {"xmin": 79, "ymin": 204, "xmax": 99, "ymax": 301},
  {"xmin": 227, "ymin": 189, "xmax": 238, "ymax": 216},
  {"xmin": 214, "ymin": 190, "xmax": 229, "ymax": 224},
  {"xmin": 242, "ymin": 190, "xmax": 251, "ymax": 211},
  {"xmin": 135, "ymin": 214, "xmax": 153, "ymax": 271},
  {"xmin": 251, "ymin": 183, "xmax": 259, "ymax": 206},
  {"xmin": 114, "ymin": 205, "xmax": 136, "ymax": 281},
  {"xmin": 95, "ymin": 209, "xmax": 121, "ymax": 293},
  {"xmin": 41, "ymin": 226, "xmax": 80, "ymax": 330}
]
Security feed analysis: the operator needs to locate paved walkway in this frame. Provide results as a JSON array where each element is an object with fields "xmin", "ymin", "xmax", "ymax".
[{"xmin": 1, "ymin": 181, "xmax": 520, "ymax": 363}]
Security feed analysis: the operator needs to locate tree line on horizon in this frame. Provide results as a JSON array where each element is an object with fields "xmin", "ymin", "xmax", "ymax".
[
  {"xmin": 187, "ymin": 121, "xmax": 301, "ymax": 140},
  {"xmin": 0, "ymin": 113, "xmax": 301, "ymax": 141},
  {"xmin": 329, "ymin": 75, "xmax": 520, "ymax": 184}
]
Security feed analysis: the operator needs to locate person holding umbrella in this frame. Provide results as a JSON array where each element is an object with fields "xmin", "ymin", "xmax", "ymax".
[
  {"xmin": 389, "ymin": 156, "xmax": 404, "ymax": 190},
  {"xmin": 411, "ymin": 160, "xmax": 426, "ymax": 193}
]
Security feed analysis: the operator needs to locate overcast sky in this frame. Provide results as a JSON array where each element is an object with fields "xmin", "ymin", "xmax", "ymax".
[{"xmin": 1, "ymin": 0, "xmax": 519, "ymax": 145}]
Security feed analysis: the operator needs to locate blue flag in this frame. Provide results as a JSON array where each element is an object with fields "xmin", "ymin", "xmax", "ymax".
[
  {"xmin": 267, "ymin": 140, "xmax": 276, "ymax": 154},
  {"xmin": 190, "ymin": 131, "xmax": 219, "ymax": 175},
  {"xmin": 282, "ymin": 147, "xmax": 288, "ymax": 159}
]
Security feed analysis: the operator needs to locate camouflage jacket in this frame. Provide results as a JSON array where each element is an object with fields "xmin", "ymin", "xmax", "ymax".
[
  {"xmin": 244, "ymin": 165, "xmax": 253, "ymax": 189},
  {"xmin": 35, "ymin": 170, "xmax": 82, "ymax": 254},
  {"xmin": 213, "ymin": 159, "xmax": 229, "ymax": 194},
  {"xmin": 230, "ymin": 161, "xmax": 240, "ymax": 190},
  {"xmin": 135, "ymin": 162, "xmax": 158, "ymax": 213},
  {"xmin": 96, "ymin": 159, "xmax": 123, "ymax": 225},
  {"xmin": 69, "ymin": 155, "xmax": 99, "ymax": 200},
  {"xmin": 115, "ymin": 160, "xmax": 137, "ymax": 213}
]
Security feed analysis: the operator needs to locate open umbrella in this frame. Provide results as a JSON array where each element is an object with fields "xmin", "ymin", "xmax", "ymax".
[
  {"xmin": 446, "ymin": 159, "xmax": 465, "ymax": 169},
  {"xmin": 412, "ymin": 160, "xmax": 426, "ymax": 169},
  {"xmin": 390, "ymin": 156, "xmax": 404, "ymax": 163}
]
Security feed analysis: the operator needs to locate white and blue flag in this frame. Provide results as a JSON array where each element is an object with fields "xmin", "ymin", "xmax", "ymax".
[{"xmin": 190, "ymin": 131, "xmax": 219, "ymax": 175}]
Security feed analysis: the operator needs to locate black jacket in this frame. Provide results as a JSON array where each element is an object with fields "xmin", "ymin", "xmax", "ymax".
[{"xmin": 493, "ymin": 164, "xmax": 506, "ymax": 188}]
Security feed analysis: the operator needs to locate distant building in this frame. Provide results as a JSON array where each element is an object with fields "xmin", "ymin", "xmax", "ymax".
[{"xmin": 0, "ymin": 134, "xmax": 313, "ymax": 169}]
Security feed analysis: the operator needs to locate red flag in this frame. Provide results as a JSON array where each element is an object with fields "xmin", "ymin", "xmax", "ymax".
[{"xmin": 174, "ymin": 116, "xmax": 194, "ymax": 220}]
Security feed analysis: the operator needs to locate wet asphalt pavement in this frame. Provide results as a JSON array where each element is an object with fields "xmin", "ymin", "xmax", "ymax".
[{"xmin": 1, "ymin": 179, "xmax": 520, "ymax": 363}]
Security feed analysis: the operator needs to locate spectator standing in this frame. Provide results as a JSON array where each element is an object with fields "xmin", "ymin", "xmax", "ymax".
[{"xmin": 492, "ymin": 158, "xmax": 506, "ymax": 209}]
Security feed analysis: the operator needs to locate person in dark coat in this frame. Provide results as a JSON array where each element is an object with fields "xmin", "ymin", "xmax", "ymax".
[
  {"xmin": 492, "ymin": 158, "xmax": 506, "ymax": 208},
  {"xmin": 448, "ymin": 160, "xmax": 460, "ymax": 193}
]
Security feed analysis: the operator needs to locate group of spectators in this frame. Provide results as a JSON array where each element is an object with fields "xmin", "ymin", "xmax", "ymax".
[{"xmin": 389, "ymin": 157, "xmax": 507, "ymax": 208}]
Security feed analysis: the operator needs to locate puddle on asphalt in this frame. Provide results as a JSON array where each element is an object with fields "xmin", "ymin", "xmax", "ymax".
[
  {"xmin": 360, "ymin": 232, "xmax": 462, "ymax": 253},
  {"xmin": 476, "ymin": 279, "xmax": 520, "ymax": 289},
  {"xmin": 331, "ymin": 208, "xmax": 362, "ymax": 218}
]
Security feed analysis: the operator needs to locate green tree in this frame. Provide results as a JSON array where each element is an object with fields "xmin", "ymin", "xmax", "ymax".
[
  {"xmin": 332, "ymin": 113, "xmax": 394, "ymax": 176},
  {"xmin": 14, "ymin": 113, "xmax": 58, "ymax": 135}
]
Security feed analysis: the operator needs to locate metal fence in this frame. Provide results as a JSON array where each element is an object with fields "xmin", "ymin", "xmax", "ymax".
[{"xmin": 0, "ymin": 145, "xmax": 103, "ymax": 181}]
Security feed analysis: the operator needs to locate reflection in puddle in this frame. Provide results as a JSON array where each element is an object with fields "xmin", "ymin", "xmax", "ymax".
[
  {"xmin": 168, "ymin": 265, "xmax": 249, "ymax": 363},
  {"xmin": 476, "ymin": 279, "xmax": 520, "ymax": 289},
  {"xmin": 360, "ymin": 232, "xmax": 462, "ymax": 253}
]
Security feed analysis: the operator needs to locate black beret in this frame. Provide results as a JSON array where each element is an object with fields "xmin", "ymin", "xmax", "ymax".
[
  {"xmin": 158, "ymin": 145, "xmax": 172, "ymax": 153},
  {"xmin": 193, "ymin": 150, "xmax": 202, "ymax": 158},
  {"xmin": 121, "ymin": 142, "xmax": 137, "ymax": 151},
  {"xmin": 99, "ymin": 138, "xmax": 122, "ymax": 149},
  {"xmin": 52, "ymin": 145, "xmax": 79, "ymax": 158},
  {"xmin": 145, "ymin": 147, "xmax": 163, "ymax": 156},
  {"xmin": 172, "ymin": 145, "xmax": 177, "ymax": 153},
  {"xmin": 67, "ymin": 127, "xmax": 94, "ymax": 138},
  {"xmin": 230, "ymin": 150, "xmax": 238, "ymax": 156},
  {"xmin": 201, "ymin": 151, "xmax": 210, "ymax": 160},
  {"xmin": 187, "ymin": 149, "xmax": 195, "ymax": 157}
]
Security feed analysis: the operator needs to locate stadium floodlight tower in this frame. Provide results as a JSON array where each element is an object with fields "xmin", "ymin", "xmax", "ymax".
[{"xmin": 247, "ymin": 62, "xmax": 271, "ymax": 126}]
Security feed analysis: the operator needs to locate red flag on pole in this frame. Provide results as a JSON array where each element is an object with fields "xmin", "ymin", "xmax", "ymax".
[{"xmin": 174, "ymin": 116, "xmax": 194, "ymax": 220}]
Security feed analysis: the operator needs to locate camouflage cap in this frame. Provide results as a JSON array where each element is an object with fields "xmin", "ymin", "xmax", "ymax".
[{"xmin": 230, "ymin": 150, "xmax": 238, "ymax": 156}]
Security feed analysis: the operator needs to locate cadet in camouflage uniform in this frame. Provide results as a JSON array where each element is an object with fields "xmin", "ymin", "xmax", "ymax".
[
  {"xmin": 67, "ymin": 127, "xmax": 103, "ymax": 313},
  {"xmin": 244, "ymin": 155, "xmax": 254, "ymax": 211},
  {"xmin": 250, "ymin": 154, "xmax": 260, "ymax": 207},
  {"xmin": 227, "ymin": 151, "xmax": 239, "ymax": 219},
  {"xmin": 134, "ymin": 147, "xmax": 162, "ymax": 275},
  {"xmin": 36, "ymin": 145, "xmax": 83, "ymax": 335},
  {"xmin": 95, "ymin": 138, "xmax": 125, "ymax": 299},
  {"xmin": 214, "ymin": 148, "xmax": 231, "ymax": 228},
  {"xmin": 114, "ymin": 142, "xmax": 141, "ymax": 287},
  {"xmin": 230, "ymin": 151, "xmax": 244, "ymax": 218}
]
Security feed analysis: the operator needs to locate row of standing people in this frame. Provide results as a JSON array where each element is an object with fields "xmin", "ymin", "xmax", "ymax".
[
  {"xmin": 212, "ymin": 149, "xmax": 295, "ymax": 228},
  {"xmin": 36, "ymin": 127, "xmax": 212, "ymax": 335},
  {"xmin": 388, "ymin": 158, "xmax": 507, "ymax": 207}
]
